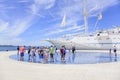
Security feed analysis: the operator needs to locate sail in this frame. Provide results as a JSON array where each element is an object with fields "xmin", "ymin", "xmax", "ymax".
[
  {"xmin": 61, "ymin": 14, "xmax": 66, "ymax": 27},
  {"xmin": 98, "ymin": 12, "xmax": 102, "ymax": 20},
  {"xmin": 94, "ymin": 12, "xmax": 102, "ymax": 28}
]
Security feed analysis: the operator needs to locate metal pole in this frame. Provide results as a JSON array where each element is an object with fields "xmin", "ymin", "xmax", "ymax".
[{"xmin": 83, "ymin": 0, "xmax": 88, "ymax": 34}]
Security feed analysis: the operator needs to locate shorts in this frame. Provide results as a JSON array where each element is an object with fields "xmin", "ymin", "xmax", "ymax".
[
  {"xmin": 33, "ymin": 53, "xmax": 36, "ymax": 56},
  {"xmin": 50, "ymin": 54, "xmax": 54, "ymax": 58},
  {"xmin": 20, "ymin": 52, "xmax": 24, "ymax": 57},
  {"xmin": 40, "ymin": 54, "xmax": 44, "ymax": 59},
  {"xmin": 61, "ymin": 54, "xmax": 65, "ymax": 58}
]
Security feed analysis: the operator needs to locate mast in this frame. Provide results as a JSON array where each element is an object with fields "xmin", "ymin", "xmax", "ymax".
[{"xmin": 83, "ymin": 0, "xmax": 88, "ymax": 34}]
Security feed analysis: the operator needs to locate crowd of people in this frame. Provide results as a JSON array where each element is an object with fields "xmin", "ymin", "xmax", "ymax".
[
  {"xmin": 16, "ymin": 45, "xmax": 118, "ymax": 63},
  {"xmin": 17, "ymin": 45, "xmax": 76, "ymax": 63}
]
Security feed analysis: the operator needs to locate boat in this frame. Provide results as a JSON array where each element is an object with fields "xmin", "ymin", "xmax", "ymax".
[
  {"xmin": 46, "ymin": 0, "xmax": 120, "ymax": 50},
  {"xmin": 47, "ymin": 27, "xmax": 120, "ymax": 50}
]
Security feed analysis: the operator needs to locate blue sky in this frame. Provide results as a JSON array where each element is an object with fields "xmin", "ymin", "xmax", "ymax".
[{"xmin": 0, "ymin": 0, "xmax": 120, "ymax": 46}]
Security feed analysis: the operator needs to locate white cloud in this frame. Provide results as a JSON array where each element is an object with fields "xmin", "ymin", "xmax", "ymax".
[
  {"xmin": 45, "ymin": 24, "xmax": 84, "ymax": 36},
  {"xmin": 34, "ymin": 0, "xmax": 55, "ymax": 8},
  {"xmin": 0, "ymin": 0, "xmax": 38, "ymax": 45},
  {"xmin": 25, "ymin": 40, "xmax": 52, "ymax": 46},
  {"xmin": 0, "ymin": 16, "xmax": 35, "ymax": 45},
  {"xmin": 0, "ymin": 37, "xmax": 24, "ymax": 45},
  {"xmin": 29, "ymin": 0, "xmax": 55, "ymax": 15},
  {"xmin": 30, "ymin": 4, "xmax": 39, "ymax": 15},
  {"xmin": 1, "ymin": 16, "xmax": 34, "ymax": 37},
  {"xmin": 73, "ymin": 25, "xmax": 85, "ymax": 32},
  {"xmin": 0, "ymin": 20, "xmax": 8, "ymax": 32},
  {"xmin": 17, "ymin": 0, "xmax": 29, "ymax": 3},
  {"xmin": 0, "ymin": 0, "xmax": 55, "ymax": 45}
]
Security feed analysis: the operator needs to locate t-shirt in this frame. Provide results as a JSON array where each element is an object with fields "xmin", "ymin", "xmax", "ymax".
[
  {"xmin": 60, "ymin": 48, "xmax": 64, "ymax": 54},
  {"xmin": 40, "ymin": 49, "xmax": 44, "ymax": 54},
  {"xmin": 17, "ymin": 47, "xmax": 19, "ymax": 50},
  {"xmin": 49, "ymin": 47, "xmax": 54, "ymax": 54},
  {"xmin": 20, "ymin": 47, "xmax": 25, "ymax": 53},
  {"xmin": 63, "ymin": 48, "xmax": 66, "ymax": 54},
  {"xmin": 30, "ymin": 48, "xmax": 36, "ymax": 56},
  {"xmin": 44, "ymin": 49, "xmax": 49, "ymax": 54}
]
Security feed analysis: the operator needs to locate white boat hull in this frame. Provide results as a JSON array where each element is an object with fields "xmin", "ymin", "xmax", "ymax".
[{"xmin": 47, "ymin": 39, "xmax": 120, "ymax": 50}]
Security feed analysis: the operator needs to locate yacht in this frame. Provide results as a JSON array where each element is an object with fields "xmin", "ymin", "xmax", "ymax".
[{"xmin": 47, "ymin": 27, "xmax": 120, "ymax": 50}]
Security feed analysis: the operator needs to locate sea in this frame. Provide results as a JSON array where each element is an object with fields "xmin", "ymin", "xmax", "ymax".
[
  {"xmin": 0, "ymin": 46, "xmax": 29, "ymax": 51},
  {"xmin": 0, "ymin": 46, "xmax": 17, "ymax": 51}
]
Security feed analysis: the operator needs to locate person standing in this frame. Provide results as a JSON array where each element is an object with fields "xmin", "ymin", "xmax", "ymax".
[
  {"xmin": 40, "ymin": 47, "xmax": 45, "ymax": 63},
  {"xmin": 20, "ymin": 46, "xmax": 25, "ymax": 61},
  {"xmin": 49, "ymin": 46, "xmax": 54, "ymax": 62},
  {"xmin": 60, "ymin": 46, "xmax": 64, "ymax": 62},
  {"xmin": 54, "ymin": 46, "xmax": 57, "ymax": 53},
  {"xmin": 44, "ymin": 47, "xmax": 49, "ymax": 63},
  {"xmin": 109, "ymin": 48, "xmax": 112, "ymax": 56},
  {"xmin": 113, "ymin": 46, "xmax": 117, "ymax": 57},
  {"xmin": 60, "ymin": 45, "xmax": 66, "ymax": 63},
  {"xmin": 54, "ymin": 46, "xmax": 58, "ymax": 62},
  {"xmin": 17, "ymin": 46, "xmax": 19, "ymax": 61},
  {"xmin": 28, "ymin": 46, "xmax": 31, "ymax": 61},
  {"xmin": 37, "ymin": 47, "xmax": 41, "ymax": 63},
  {"xmin": 17, "ymin": 46, "xmax": 19, "ymax": 55},
  {"xmin": 72, "ymin": 46, "xmax": 76, "ymax": 54},
  {"xmin": 63, "ymin": 45, "xmax": 66, "ymax": 62},
  {"xmin": 109, "ymin": 48, "xmax": 112, "ymax": 61},
  {"xmin": 30, "ymin": 47, "xmax": 36, "ymax": 62},
  {"xmin": 72, "ymin": 46, "xmax": 76, "ymax": 62},
  {"xmin": 113, "ymin": 46, "xmax": 117, "ymax": 61}
]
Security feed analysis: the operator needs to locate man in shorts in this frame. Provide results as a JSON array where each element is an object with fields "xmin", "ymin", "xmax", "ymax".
[
  {"xmin": 60, "ymin": 46, "xmax": 64, "ymax": 62},
  {"xmin": 20, "ymin": 46, "xmax": 25, "ymax": 61}
]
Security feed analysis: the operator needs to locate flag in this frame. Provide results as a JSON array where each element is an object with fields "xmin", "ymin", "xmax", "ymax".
[
  {"xmin": 98, "ymin": 12, "xmax": 102, "ymax": 20},
  {"xmin": 61, "ymin": 14, "xmax": 66, "ymax": 27}
]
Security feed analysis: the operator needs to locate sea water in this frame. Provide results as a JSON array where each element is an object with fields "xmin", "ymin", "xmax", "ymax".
[
  {"xmin": 0, "ymin": 46, "xmax": 30, "ymax": 51},
  {"xmin": 0, "ymin": 46, "xmax": 17, "ymax": 51}
]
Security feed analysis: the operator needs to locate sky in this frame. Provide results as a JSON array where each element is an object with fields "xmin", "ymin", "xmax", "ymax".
[{"xmin": 0, "ymin": 0, "xmax": 120, "ymax": 46}]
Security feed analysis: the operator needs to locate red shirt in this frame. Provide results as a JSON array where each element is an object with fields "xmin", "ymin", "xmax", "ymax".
[
  {"xmin": 60, "ymin": 48, "xmax": 64, "ymax": 54},
  {"xmin": 20, "ymin": 47, "xmax": 25, "ymax": 53}
]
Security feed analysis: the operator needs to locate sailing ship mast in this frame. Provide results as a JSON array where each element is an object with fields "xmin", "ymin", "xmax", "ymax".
[{"xmin": 83, "ymin": 0, "xmax": 88, "ymax": 34}]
